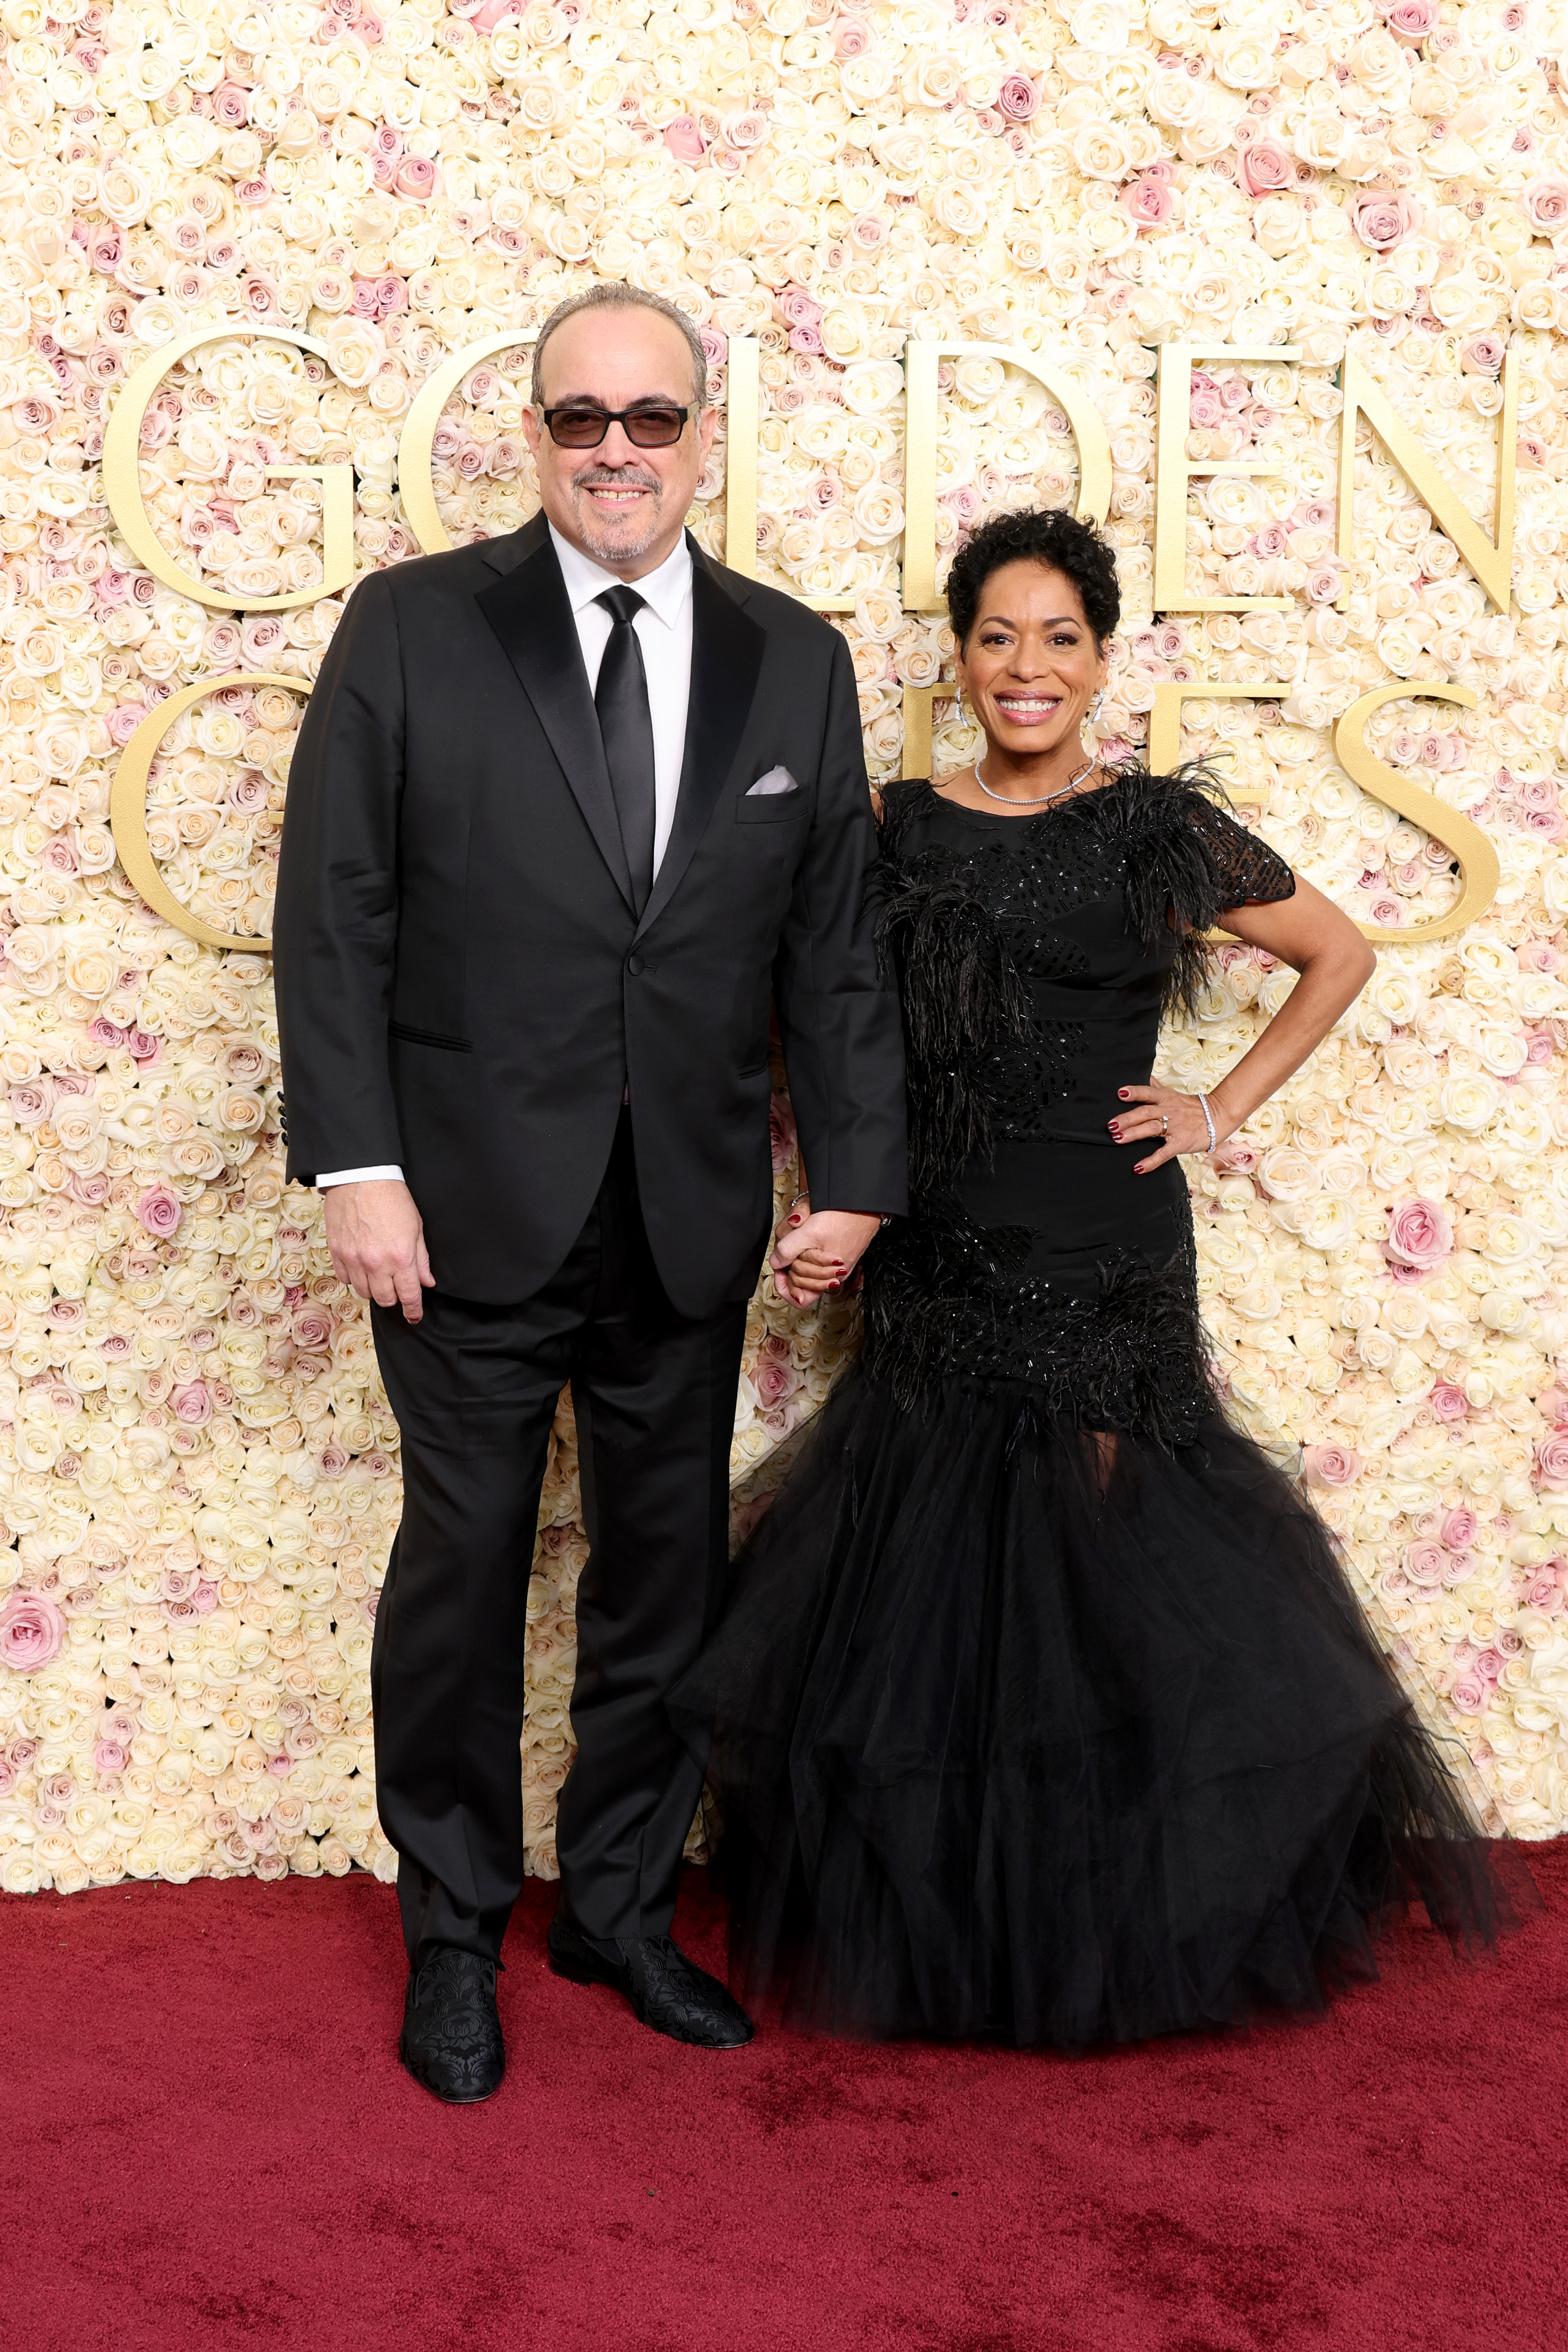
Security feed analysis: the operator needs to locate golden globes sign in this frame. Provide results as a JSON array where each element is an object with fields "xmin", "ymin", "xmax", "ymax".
[{"xmin": 102, "ymin": 324, "xmax": 1509, "ymax": 954}]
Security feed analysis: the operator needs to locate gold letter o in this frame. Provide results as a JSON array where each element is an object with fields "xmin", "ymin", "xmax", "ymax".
[{"xmin": 397, "ymin": 328, "xmax": 540, "ymax": 557}]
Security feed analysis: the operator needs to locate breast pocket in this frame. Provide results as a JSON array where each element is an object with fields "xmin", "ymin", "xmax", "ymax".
[{"xmin": 735, "ymin": 792, "xmax": 808, "ymax": 825}]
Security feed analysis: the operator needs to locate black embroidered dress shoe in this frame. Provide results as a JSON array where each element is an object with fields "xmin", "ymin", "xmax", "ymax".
[
  {"xmin": 548, "ymin": 1910, "xmax": 754, "ymax": 2050},
  {"xmin": 399, "ymin": 1946, "xmax": 505, "ymax": 2103}
]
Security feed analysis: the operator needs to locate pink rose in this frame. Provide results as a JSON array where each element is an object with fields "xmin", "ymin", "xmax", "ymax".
[
  {"xmin": 663, "ymin": 115, "xmax": 705, "ymax": 162},
  {"xmin": 211, "ymin": 80, "xmax": 252, "ymax": 127},
  {"xmin": 1304, "ymin": 1444, "xmax": 1362, "ymax": 1488},
  {"xmin": 291, "ymin": 1307, "xmax": 334, "ymax": 1352},
  {"xmin": 1404, "ymin": 1541, "xmax": 1447, "ymax": 1588},
  {"xmin": 1350, "ymin": 189, "xmax": 1423, "ymax": 251},
  {"xmin": 1430, "ymin": 1382, "xmax": 1469, "ymax": 1422},
  {"xmin": 1441, "ymin": 1506, "xmax": 1477, "ymax": 1548},
  {"xmin": 9, "ymin": 1084, "xmax": 52, "ymax": 1128},
  {"xmin": 1385, "ymin": 1197, "xmax": 1452, "ymax": 1272},
  {"xmin": 0, "ymin": 1592, "xmax": 64, "ymax": 1670},
  {"xmin": 1462, "ymin": 333, "xmax": 1506, "ymax": 375},
  {"xmin": 777, "ymin": 286, "xmax": 822, "ymax": 330},
  {"xmin": 1522, "ymin": 177, "xmax": 1568, "ymax": 234},
  {"xmin": 1450, "ymin": 1673, "xmax": 1488, "ymax": 1715},
  {"xmin": 1238, "ymin": 136, "xmax": 1292, "ymax": 196},
  {"xmin": 1381, "ymin": 0, "xmax": 1437, "ymax": 40},
  {"xmin": 469, "ymin": 0, "xmax": 518, "ymax": 24},
  {"xmin": 107, "ymin": 702, "xmax": 147, "ymax": 746},
  {"xmin": 1536, "ymin": 1430, "xmax": 1568, "ymax": 1487},
  {"xmin": 1189, "ymin": 372, "xmax": 1225, "ymax": 429},
  {"xmin": 1525, "ymin": 1574, "xmax": 1564, "ymax": 1615},
  {"xmin": 996, "ymin": 74, "xmax": 1039, "ymax": 121},
  {"xmin": 1120, "ymin": 175, "xmax": 1178, "ymax": 228},
  {"xmin": 93, "ymin": 1738, "xmax": 129, "ymax": 1773},
  {"xmin": 835, "ymin": 17, "xmax": 870, "ymax": 54},
  {"xmin": 754, "ymin": 1357, "xmax": 799, "ymax": 1408},
  {"xmin": 171, "ymin": 1381, "xmax": 214, "ymax": 1426},
  {"xmin": 136, "ymin": 1185, "xmax": 181, "ymax": 1239},
  {"xmin": 395, "ymin": 155, "xmax": 438, "ymax": 200}
]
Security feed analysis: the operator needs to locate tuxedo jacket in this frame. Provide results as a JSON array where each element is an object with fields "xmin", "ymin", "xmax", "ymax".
[{"xmin": 272, "ymin": 513, "xmax": 907, "ymax": 1314}]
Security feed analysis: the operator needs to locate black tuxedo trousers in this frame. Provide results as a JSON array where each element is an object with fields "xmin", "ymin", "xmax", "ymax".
[{"xmin": 370, "ymin": 1113, "xmax": 745, "ymax": 1963}]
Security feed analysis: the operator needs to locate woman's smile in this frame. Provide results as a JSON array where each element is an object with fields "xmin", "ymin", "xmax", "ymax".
[{"xmin": 993, "ymin": 690, "xmax": 1063, "ymax": 724}]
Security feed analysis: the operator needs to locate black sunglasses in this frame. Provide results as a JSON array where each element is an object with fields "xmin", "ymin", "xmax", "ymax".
[{"xmin": 541, "ymin": 402, "xmax": 692, "ymax": 450}]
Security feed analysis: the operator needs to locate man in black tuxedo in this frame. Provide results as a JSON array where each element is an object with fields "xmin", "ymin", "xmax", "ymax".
[{"xmin": 273, "ymin": 283, "xmax": 906, "ymax": 2101}]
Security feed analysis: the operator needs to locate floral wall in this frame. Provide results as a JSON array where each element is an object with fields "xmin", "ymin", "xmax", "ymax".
[{"xmin": 2, "ymin": 0, "xmax": 1568, "ymax": 1898}]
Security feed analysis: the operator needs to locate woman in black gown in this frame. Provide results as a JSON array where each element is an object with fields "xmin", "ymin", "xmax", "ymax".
[{"xmin": 673, "ymin": 508, "xmax": 1529, "ymax": 2047}]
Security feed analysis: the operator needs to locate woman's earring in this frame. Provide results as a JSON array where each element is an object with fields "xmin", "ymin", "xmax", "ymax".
[{"xmin": 1088, "ymin": 688, "xmax": 1105, "ymax": 725}]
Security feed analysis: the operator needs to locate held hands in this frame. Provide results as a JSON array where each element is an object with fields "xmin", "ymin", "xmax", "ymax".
[
  {"xmin": 323, "ymin": 1179, "xmax": 434, "ymax": 1323},
  {"xmin": 1108, "ymin": 1082, "xmax": 1229, "ymax": 1174},
  {"xmin": 770, "ymin": 1198, "xmax": 882, "ymax": 1308}
]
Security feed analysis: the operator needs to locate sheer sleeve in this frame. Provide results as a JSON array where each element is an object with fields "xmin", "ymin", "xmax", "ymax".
[{"xmin": 1189, "ymin": 800, "xmax": 1296, "ymax": 910}]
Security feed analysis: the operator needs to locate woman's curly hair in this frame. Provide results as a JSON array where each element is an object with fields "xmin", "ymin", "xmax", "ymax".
[{"xmin": 946, "ymin": 508, "xmax": 1120, "ymax": 650}]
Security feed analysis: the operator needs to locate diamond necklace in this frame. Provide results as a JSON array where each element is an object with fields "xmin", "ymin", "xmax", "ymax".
[{"xmin": 975, "ymin": 753, "xmax": 1096, "ymax": 808}]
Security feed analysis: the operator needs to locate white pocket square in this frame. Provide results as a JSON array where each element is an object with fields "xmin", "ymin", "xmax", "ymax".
[{"xmin": 746, "ymin": 765, "xmax": 799, "ymax": 796}]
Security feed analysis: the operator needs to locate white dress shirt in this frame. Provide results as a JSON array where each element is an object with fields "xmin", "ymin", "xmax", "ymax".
[{"xmin": 317, "ymin": 523, "xmax": 696, "ymax": 1189}]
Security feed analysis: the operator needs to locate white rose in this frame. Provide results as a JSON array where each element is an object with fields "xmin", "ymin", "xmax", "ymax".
[{"xmin": 325, "ymin": 316, "xmax": 385, "ymax": 390}]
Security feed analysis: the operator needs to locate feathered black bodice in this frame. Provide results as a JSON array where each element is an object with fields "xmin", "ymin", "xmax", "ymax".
[
  {"xmin": 874, "ymin": 768, "xmax": 1295, "ymax": 1198},
  {"xmin": 864, "ymin": 770, "xmax": 1296, "ymax": 1432}
]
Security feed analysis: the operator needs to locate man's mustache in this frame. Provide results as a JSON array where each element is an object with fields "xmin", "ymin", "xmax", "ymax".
[{"xmin": 573, "ymin": 467, "xmax": 662, "ymax": 493}]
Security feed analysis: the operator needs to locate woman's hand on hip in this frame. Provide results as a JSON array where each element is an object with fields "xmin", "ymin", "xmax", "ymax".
[{"xmin": 1108, "ymin": 1083, "xmax": 1223, "ymax": 1174}]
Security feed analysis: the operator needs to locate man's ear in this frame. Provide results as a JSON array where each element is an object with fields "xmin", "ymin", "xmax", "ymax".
[{"xmin": 697, "ymin": 402, "xmax": 719, "ymax": 462}]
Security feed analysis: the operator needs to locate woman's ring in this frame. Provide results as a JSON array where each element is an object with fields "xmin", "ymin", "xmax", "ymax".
[{"xmin": 1161, "ymin": 1113, "xmax": 1168, "ymax": 1135}]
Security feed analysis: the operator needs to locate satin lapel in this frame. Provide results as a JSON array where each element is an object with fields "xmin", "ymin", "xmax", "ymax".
[
  {"xmin": 474, "ymin": 517, "xmax": 634, "ymax": 911},
  {"xmin": 635, "ymin": 547, "xmax": 765, "ymax": 942}
]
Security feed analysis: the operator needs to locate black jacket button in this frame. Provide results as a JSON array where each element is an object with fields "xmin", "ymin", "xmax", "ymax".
[{"xmin": 627, "ymin": 953, "xmax": 644, "ymax": 976}]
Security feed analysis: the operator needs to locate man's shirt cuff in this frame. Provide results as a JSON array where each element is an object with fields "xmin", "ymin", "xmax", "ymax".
[{"xmin": 316, "ymin": 1166, "xmax": 405, "ymax": 1187}]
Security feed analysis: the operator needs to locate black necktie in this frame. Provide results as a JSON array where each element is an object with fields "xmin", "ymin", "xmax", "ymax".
[{"xmin": 593, "ymin": 585, "xmax": 657, "ymax": 915}]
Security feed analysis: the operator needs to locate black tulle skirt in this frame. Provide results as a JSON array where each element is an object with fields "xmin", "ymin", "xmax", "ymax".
[{"xmin": 671, "ymin": 1366, "xmax": 1532, "ymax": 2047}]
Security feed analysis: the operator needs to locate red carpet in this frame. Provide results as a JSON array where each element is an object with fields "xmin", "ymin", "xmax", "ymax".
[{"xmin": 7, "ymin": 1849, "xmax": 1568, "ymax": 2352}]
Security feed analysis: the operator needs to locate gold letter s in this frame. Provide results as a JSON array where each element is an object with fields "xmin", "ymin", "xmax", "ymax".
[{"xmin": 1333, "ymin": 684, "xmax": 1499, "ymax": 943}]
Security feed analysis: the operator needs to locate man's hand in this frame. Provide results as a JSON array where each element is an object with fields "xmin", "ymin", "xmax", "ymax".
[
  {"xmin": 324, "ymin": 1180, "xmax": 434, "ymax": 1323},
  {"xmin": 770, "ymin": 1208, "xmax": 882, "ymax": 1308}
]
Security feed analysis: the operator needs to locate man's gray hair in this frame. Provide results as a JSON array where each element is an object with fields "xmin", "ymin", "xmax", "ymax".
[{"xmin": 531, "ymin": 283, "xmax": 708, "ymax": 408}]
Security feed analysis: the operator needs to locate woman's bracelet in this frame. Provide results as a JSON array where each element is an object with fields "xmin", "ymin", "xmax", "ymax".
[
  {"xmin": 1197, "ymin": 1093, "xmax": 1218, "ymax": 1154},
  {"xmin": 788, "ymin": 1190, "xmax": 810, "ymax": 1212}
]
